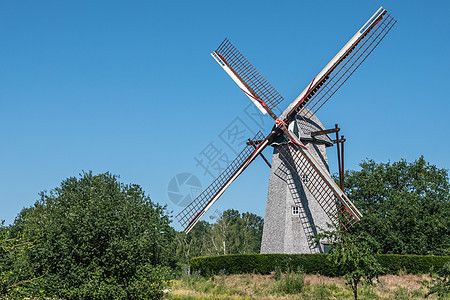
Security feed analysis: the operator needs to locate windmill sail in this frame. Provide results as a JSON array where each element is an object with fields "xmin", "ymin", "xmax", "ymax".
[
  {"xmin": 212, "ymin": 38, "xmax": 284, "ymax": 114},
  {"xmin": 282, "ymin": 7, "xmax": 396, "ymax": 120},
  {"xmin": 277, "ymin": 141, "xmax": 362, "ymax": 230},
  {"xmin": 176, "ymin": 131, "xmax": 267, "ymax": 233}
]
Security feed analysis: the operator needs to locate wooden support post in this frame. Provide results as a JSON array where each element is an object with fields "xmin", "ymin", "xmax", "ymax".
[
  {"xmin": 340, "ymin": 135, "xmax": 345, "ymax": 190},
  {"xmin": 334, "ymin": 124, "xmax": 344, "ymax": 190}
]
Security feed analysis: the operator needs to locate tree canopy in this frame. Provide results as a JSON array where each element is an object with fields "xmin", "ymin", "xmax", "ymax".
[
  {"xmin": 345, "ymin": 156, "xmax": 450, "ymax": 255},
  {"xmin": 12, "ymin": 171, "xmax": 176, "ymax": 299}
]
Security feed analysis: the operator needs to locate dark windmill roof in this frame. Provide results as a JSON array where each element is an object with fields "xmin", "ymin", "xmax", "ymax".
[{"xmin": 294, "ymin": 114, "xmax": 334, "ymax": 147}]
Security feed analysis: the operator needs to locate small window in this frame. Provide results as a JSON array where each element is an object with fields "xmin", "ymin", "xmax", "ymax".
[{"xmin": 292, "ymin": 206, "xmax": 299, "ymax": 215}]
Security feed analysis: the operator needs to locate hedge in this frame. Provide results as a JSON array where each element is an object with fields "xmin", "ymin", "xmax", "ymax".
[{"xmin": 190, "ymin": 254, "xmax": 450, "ymax": 276}]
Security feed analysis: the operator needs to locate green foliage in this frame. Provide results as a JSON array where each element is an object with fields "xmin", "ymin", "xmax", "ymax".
[
  {"xmin": 190, "ymin": 253, "xmax": 450, "ymax": 277},
  {"xmin": 310, "ymin": 225, "xmax": 384, "ymax": 300},
  {"xmin": 0, "ymin": 221, "xmax": 34, "ymax": 297},
  {"xmin": 377, "ymin": 254, "xmax": 450, "ymax": 275},
  {"xmin": 276, "ymin": 267, "xmax": 305, "ymax": 294},
  {"xmin": 423, "ymin": 261, "xmax": 450, "ymax": 299},
  {"xmin": 274, "ymin": 266, "xmax": 282, "ymax": 281},
  {"xmin": 211, "ymin": 209, "xmax": 264, "ymax": 255},
  {"xmin": 175, "ymin": 209, "xmax": 263, "ymax": 266},
  {"xmin": 344, "ymin": 156, "xmax": 450, "ymax": 255},
  {"xmin": 175, "ymin": 220, "xmax": 212, "ymax": 267},
  {"xmin": 191, "ymin": 253, "xmax": 330, "ymax": 276},
  {"xmin": 13, "ymin": 171, "xmax": 176, "ymax": 299}
]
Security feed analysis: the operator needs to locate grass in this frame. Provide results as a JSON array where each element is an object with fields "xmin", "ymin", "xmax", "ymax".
[
  {"xmin": 276, "ymin": 267, "xmax": 305, "ymax": 294},
  {"xmin": 165, "ymin": 272, "xmax": 446, "ymax": 299}
]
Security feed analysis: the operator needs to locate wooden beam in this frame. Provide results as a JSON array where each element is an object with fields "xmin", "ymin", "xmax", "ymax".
[
  {"xmin": 310, "ymin": 127, "xmax": 340, "ymax": 137},
  {"xmin": 248, "ymin": 139, "xmax": 271, "ymax": 168}
]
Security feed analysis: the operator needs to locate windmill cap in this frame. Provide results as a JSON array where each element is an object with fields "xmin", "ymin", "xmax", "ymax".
[{"xmin": 293, "ymin": 114, "xmax": 333, "ymax": 147}]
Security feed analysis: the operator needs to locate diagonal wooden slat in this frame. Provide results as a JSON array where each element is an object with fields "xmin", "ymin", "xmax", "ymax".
[
  {"xmin": 277, "ymin": 142, "xmax": 360, "ymax": 230},
  {"xmin": 214, "ymin": 39, "xmax": 284, "ymax": 110}
]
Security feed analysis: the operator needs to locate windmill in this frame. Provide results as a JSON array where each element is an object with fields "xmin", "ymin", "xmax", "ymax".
[{"xmin": 176, "ymin": 7, "xmax": 396, "ymax": 252}]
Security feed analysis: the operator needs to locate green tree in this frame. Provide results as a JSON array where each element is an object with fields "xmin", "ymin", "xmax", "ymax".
[
  {"xmin": 209, "ymin": 209, "xmax": 263, "ymax": 255},
  {"xmin": 175, "ymin": 209, "xmax": 264, "ymax": 264},
  {"xmin": 14, "ymin": 171, "xmax": 176, "ymax": 299},
  {"xmin": 240, "ymin": 211, "xmax": 264, "ymax": 254},
  {"xmin": 0, "ymin": 221, "xmax": 36, "ymax": 297},
  {"xmin": 344, "ymin": 156, "xmax": 450, "ymax": 255},
  {"xmin": 175, "ymin": 220, "xmax": 212, "ymax": 267},
  {"xmin": 311, "ymin": 225, "xmax": 383, "ymax": 300}
]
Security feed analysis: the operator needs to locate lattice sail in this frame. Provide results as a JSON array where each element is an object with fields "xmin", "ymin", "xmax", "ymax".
[
  {"xmin": 176, "ymin": 131, "xmax": 266, "ymax": 233},
  {"xmin": 212, "ymin": 38, "xmax": 284, "ymax": 113},
  {"xmin": 283, "ymin": 8, "xmax": 396, "ymax": 120},
  {"xmin": 277, "ymin": 143, "xmax": 361, "ymax": 230}
]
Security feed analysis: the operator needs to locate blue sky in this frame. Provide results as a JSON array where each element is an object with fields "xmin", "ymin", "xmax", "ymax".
[{"xmin": 1, "ymin": 1, "xmax": 449, "ymax": 229}]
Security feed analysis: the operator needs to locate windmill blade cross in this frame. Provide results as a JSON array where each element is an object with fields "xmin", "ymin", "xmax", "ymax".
[{"xmin": 178, "ymin": 7, "xmax": 395, "ymax": 234}]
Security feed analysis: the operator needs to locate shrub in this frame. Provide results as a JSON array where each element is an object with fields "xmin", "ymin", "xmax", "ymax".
[
  {"xmin": 423, "ymin": 261, "xmax": 450, "ymax": 298},
  {"xmin": 190, "ymin": 253, "xmax": 450, "ymax": 276}
]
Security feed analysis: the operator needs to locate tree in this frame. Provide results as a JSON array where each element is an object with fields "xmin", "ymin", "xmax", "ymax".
[
  {"xmin": 175, "ymin": 209, "xmax": 264, "ymax": 265},
  {"xmin": 209, "ymin": 209, "xmax": 264, "ymax": 255},
  {"xmin": 0, "ymin": 221, "xmax": 36, "ymax": 298},
  {"xmin": 344, "ymin": 156, "xmax": 450, "ymax": 255},
  {"xmin": 13, "ymin": 171, "xmax": 176, "ymax": 299},
  {"xmin": 311, "ymin": 224, "xmax": 383, "ymax": 300},
  {"xmin": 175, "ymin": 220, "xmax": 212, "ymax": 267}
]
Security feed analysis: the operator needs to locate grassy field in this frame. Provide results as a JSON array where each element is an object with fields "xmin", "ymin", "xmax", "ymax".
[{"xmin": 165, "ymin": 272, "xmax": 446, "ymax": 299}]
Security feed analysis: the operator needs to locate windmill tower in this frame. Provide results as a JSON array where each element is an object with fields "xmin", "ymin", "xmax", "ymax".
[
  {"xmin": 261, "ymin": 113, "xmax": 335, "ymax": 254},
  {"xmin": 176, "ymin": 8, "xmax": 396, "ymax": 253}
]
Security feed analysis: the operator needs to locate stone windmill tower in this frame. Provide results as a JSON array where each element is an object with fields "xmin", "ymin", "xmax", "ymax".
[{"xmin": 176, "ymin": 7, "xmax": 396, "ymax": 253}]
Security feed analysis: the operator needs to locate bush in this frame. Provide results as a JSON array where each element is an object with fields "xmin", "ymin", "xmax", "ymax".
[
  {"xmin": 190, "ymin": 253, "xmax": 450, "ymax": 276},
  {"xmin": 423, "ymin": 261, "xmax": 450, "ymax": 298},
  {"xmin": 13, "ymin": 172, "xmax": 176, "ymax": 299},
  {"xmin": 377, "ymin": 254, "xmax": 450, "ymax": 275}
]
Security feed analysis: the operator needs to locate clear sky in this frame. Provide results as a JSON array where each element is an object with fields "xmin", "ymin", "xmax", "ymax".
[{"xmin": 1, "ymin": 1, "xmax": 449, "ymax": 229}]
